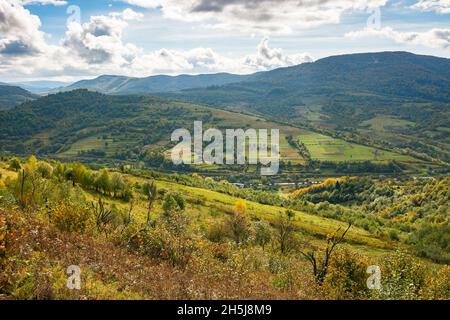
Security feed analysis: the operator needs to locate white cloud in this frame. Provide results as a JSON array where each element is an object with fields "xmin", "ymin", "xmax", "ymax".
[
  {"xmin": 63, "ymin": 10, "xmax": 141, "ymax": 65},
  {"xmin": 412, "ymin": 0, "xmax": 450, "ymax": 14},
  {"xmin": 110, "ymin": 8, "xmax": 144, "ymax": 21},
  {"xmin": 120, "ymin": 0, "xmax": 388, "ymax": 34},
  {"xmin": 132, "ymin": 38, "xmax": 314, "ymax": 76},
  {"xmin": 244, "ymin": 38, "xmax": 313, "ymax": 71},
  {"xmin": 0, "ymin": 0, "xmax": 47, "ymax": 55},
  {"xmin": 346, "ymin": 27, "xmax": 450, "ymax": 49},
  {"xmin": 0, "ymin": 1, "xmax": 313, "ymax": 81}
]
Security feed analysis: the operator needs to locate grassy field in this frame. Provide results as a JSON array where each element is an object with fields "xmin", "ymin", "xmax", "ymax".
[
  {"xmin": 297, "ymin": 132, "xmax": 415, "ymax": 162},
  {"xmin": 361, "ymin": 116, "xmax": 415, "ymax": 133},
  {"xmin": 0, "ymin": 160, "xmax": 393, "ymax": 255},
  {"xmin": 112, "ymin": 171, "xmax": 392, "ymax": 251}
]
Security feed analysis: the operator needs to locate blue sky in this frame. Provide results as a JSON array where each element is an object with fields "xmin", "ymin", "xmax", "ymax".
[{"xmin": 0, "ymin": 0, "xmax": 449, "ymax": 82}]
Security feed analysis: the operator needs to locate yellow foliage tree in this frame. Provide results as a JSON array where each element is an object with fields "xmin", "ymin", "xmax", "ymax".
[{"xmin": 234, "ymin": 199, "xmax": 247, "ymax": 215}]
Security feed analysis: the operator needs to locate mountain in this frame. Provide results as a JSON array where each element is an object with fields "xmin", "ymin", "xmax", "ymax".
[
  {"xmin": 0, "ymin": 85, "xmax": 38, "ymax": 110},
  {"xmin": 0, "ymin": 51, "xmax": 448, "ymax": 165},
  {"xmin": 12, "ymin": 81, "xmax": 71, "ymax": 94},
  {"xmin": 60, "ymin": 73, "xmax": 253, "ymax": 94},
  {"xmin": 160, "ymin": 52, "xmax": 450, "ymax": 110},
  {"xmin": 158, "ymin": 52, "xmax": 450, "ymax": 163}
]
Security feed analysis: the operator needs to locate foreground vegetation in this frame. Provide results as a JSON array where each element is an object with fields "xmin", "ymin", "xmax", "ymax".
[{"xmin": 1, "ymin": 156, "xmax": 449, "ymax": 300}]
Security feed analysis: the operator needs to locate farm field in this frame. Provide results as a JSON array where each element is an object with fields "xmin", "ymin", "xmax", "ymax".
[{"xmin": 297, "ymin": 132, "xmax": 415, "ymax": 162}]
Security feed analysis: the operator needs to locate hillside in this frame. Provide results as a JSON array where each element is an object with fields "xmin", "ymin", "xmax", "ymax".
[
  {"xmin": 0, "ymin": 90, "xmax": 425, "ymax": 178},
  {"xmin": 0, "ymin": 85, "xmax": 37, "ymax": 110},
  {"xmin": 61, "ymin": 73, "xmax": 253, "ymax": 95},
  {"xmin": 1, "ymin": 158, "xmax": 449, "ymax": 300},
  {"xmin": 158, "ymin": 52, "xmax": 450, "ymax": 164}
]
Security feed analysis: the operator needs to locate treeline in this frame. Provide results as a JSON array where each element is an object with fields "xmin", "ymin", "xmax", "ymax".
[
  {"xmin": 291, "ymin": 175, "xmax": 450, "ymax": 263},
  {"xmin": 307, "ymin": 160, "xmax": 406, "ymax": 174},
  {"xmin": 6, "ymin": 156, "xmax": 133, "ymax": 203}
]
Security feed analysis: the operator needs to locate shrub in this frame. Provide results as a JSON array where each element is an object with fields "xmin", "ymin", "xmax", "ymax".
[
  {"xmin": 423, "ymin": 266, "xmax": 450, "ymax": 300},
  {"xmin": 50, "ymin": 202, "xmax": 92, "ymax": 234},
  {"xmin": 323, "ymin": 249, "xmax": 369, "ymax": 299},
  {"xmin": 375, "ymin": 250, "xmax": 425, "ymax": 300},
  {"xmin": 206, "ymin": 222, "xmax": 228, "ymax": 243}
]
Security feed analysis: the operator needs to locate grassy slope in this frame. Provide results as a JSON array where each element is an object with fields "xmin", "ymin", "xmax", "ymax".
[
  {"xmin": 84, "ymin": 169, "xmax": 392, "ymax": 252},
  {"xmin": 297, "ymin": 132, "xmax": 416, "ymax": 162},
  {"xmin": 1, "ymin": 161, "xmax": 391, "ymax": 254}
]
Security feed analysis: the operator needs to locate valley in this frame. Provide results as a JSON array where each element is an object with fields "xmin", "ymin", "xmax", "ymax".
[{"xmin": 0, "ymin": 51, "xmax": 448, "ymax": 301}]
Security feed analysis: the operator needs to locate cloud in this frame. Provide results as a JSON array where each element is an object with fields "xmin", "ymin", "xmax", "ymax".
[
  {"xmin": 244, "ymin": 38, "xmax": 313, "ymax": 71},
  {"xmin": 346, "ymin": 27, "xmax": 450, "ymax": 49},
  {"xmin": 411, "ymin": 0, "xmax": 450, "ymax": 14},
  {"xmin": 0, "ymin": 1, "xmax": 313, "ymax": 81},
  {"xmin": 0, "ymin": 0, "xmax": 47, "ymax": 55},
  {"xmin": 110, "ymin": 8, "xmax": 144, "ymax": 20},
  {"xmin": 132, "ymin": 38, "xmax": 313, "ymax": 76},
  {"xmin": 63, "ymin": 9, "xmax": 142, "ymax": 65},
  {"xmin": 120, "ymin": 0, "xmax": 161, "ymax": 9},
  {"xmin": 120, "ymin": 0, "xmax": 388, "ymax": 34}
]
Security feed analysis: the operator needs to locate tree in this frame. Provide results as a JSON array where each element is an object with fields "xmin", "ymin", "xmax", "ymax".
[
  {"xmin": 143, "ymin": 181, "xmax": 157, "ymax": 225},
  {"xmin": 37, "ymin": 162, "xmax": 53, "ymax": 179},
  {"xmin": 95, "ymin": 170, "xmax": 112, "ymax": 195},
  {"xmin": 110, "ymin": 173, "xmax": 125, "ymax": 198},
  {"xmin": 226, "ymin": 200, "xmax": 250, "ymax": 244},
  {"xmin": 72, "ymin": 163, "xmax": 88, "ymax": 186},
  {"xmin": 8, "ymin": 158, "xmax": 21, "ymax": 172},
  {"xmin": 300, "ymin": 223, "xmax": 352, "ymax": 284},
  {"xmin": 274, "ymin": 211, "xmax": 296, "ymax": 254},
  {"xmin": 253, "ymin": 220, "xmax": 272, "ymax": 250},
  {"xmin": 162, "ymin": 192, "xmax": 185, "ymax": 216},
  {"xmin": 64, "ymin": 168, "xmax": 76, "ymax": 187}
]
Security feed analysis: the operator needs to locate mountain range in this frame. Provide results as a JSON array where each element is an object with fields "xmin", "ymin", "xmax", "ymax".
[
  {"xmin": 1, "ymin": 51, "xmax": 448, "ymax": 165},
  {"xmin": 59, "ymin": 72, "xmax": 253, "ymax": 94}
]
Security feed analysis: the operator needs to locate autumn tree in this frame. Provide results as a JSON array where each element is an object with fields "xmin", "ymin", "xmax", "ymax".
[
  {"xmin": 110, "ymin": 173, "xmax": 126, "ymax": 198},
  {"xmin": 300, "ymin": 223, "xmax": 352, "ymax": 284},
  {"xmin": 226, "ymin": 200, "xmax": 250, "ymax": 245},
  {"xmin": 253, "ymin": 220, "xmax": 272, "ymax": 250},
  {"xmin": 274, "ymin": 210, "xmax": 297, "ymax": 254}
]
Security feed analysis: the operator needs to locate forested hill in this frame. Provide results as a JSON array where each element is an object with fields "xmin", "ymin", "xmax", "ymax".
[
  {"xmin": 0, "ymin": 90, "xmax": 205, "ymax": 156},
  {"xmin": 160, "ymin": 52, "xmax": 450, "ymax": 110},
  {"xmin": 157, "ymin": 52, "xmax": 450, "ymax": 163},
  {"xmin": 0, "ymin": 85, "xmax": 37, "ymax": 110}
]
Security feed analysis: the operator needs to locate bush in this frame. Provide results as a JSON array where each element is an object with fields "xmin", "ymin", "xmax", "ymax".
[
  {"xmin": 423, "ymin": 266, "xmax": 450, "ymax": 300},
  {"xmin": 50, "ymin": 202, "xmax": 92, "ymax": 234},
  {"xmin": 409, "ymin": 223, "xmax": 450, "ymax": 264},
  {"xmin": 206, "ymin": 222, "xmax": 228, "ymax": 243},
  {"xmin": 375, "ymin": 250, "xmax": 425, "ymax": 300},
  {"xmin": 323, "ymin": 249, "xmax": 369, "ymax": 299}
]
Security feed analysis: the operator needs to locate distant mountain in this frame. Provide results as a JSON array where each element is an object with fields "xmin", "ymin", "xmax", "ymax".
[
  {"xmin": 60, "ymin": 73, "xmax": 253, "ymax": 95},
  {"xmin": 0, "ymin": 85, "xmax": 37, "ymax": 110},
  {"xmin": 13, "ymin": 81, "xmax": 71, "ymax": 94},
  {"xmin": 160, "ymin": 52, "xmax": 450, "ymax": 111},
  {"xmin": 157, "ymin": 52, "xmax": 450, "ymax": 162}
]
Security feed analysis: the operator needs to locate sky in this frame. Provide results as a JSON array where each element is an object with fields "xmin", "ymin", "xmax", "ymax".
[{"xmin": 0, "ymin": 0, "xmax": 449, "ymax": 82}]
